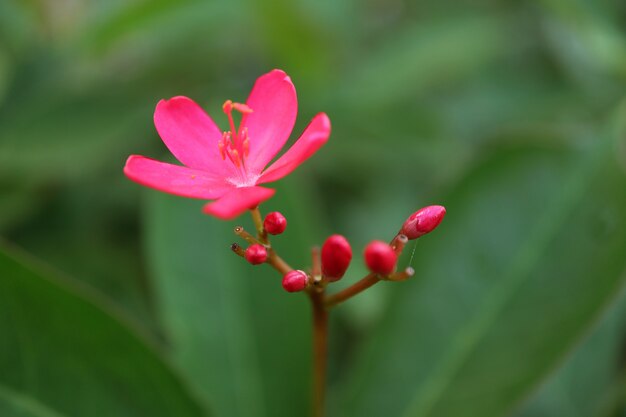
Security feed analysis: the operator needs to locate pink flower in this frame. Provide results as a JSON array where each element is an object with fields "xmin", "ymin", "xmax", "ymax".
[{"xmin": 124, "ymin": 69, "xmax": 331, "ymax": 219}]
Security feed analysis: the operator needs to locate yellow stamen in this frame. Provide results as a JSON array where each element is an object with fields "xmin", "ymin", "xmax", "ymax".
[{"xmin": 233, "ymin": 102, "xmax": 253, "ymax": 114}]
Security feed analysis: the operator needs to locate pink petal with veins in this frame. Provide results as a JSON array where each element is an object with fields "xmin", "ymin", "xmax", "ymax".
[
  {"xmin": 124, "ymin": 155, "xmax": 233, "ymax": 199},
  {"xmin": 258, "ymin": 113, "xmax": 330, "ymax": 184},
  {"xmin": 202, "ymin": 186, "xmax": 276, "ymax": 219},
  {"xmin": 242, "ymin": 69, "xmax": 298, "ymax": 174},
  {"xmin": 154, "ymin": 96, "xmax": 237, "ymax": 177}
]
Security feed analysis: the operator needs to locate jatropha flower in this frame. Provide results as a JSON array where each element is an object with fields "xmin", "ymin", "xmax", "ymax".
[{"xmin": 124, "ymin": 69, "xmax": 331, "ymax": 219}]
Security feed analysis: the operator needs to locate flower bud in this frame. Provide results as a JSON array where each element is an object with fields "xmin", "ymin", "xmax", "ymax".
[
  {"xmin": 245, "ymin": 244, "xmax": 267, "ymax": 265},
  {"xmin": 400, "ymin": 205, "xmax": 446, "ymax": 240},
  {"xmin": 282, "ymin": 270, "xmax": 309, "ymax": 292},
  {"xmin": 321, "ymin": 234, "xmax": 352, "ymax": 282},
  {"xmin": 264, "ymin": 211, "xmax": 287, "ymax": 235},
  {"xmin": 364, "ymin": 240, "xmax": 397, "ymax": 275}
]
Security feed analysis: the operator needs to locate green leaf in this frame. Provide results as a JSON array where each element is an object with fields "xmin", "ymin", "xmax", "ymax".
[
  {"xmin": 0, "ymin": 385, "xmax": 66, "ymax": 417},
  {"xmin": 80, "ymin": 0, "xmax": 196, "ymax": 53},
  {"xmin": 0, "ymin": 47, "xmax": 12, "ymax": 105},
  {"xmin": 336, "ymin": 16, "xmax": 506, "ymax": 108},
  {"xmin": 342, "ymin": 116, "xmax": 626, "ymax": 417},
  {"xmin": 0, "ymin": 92, "xmax": 148, "ymax": 179},
  {"xmin": 513, "ymin": 287, "xmax": 626, "ymax": 417},
  {"xmin": 144, "ymin": 175, "xmax": 324, "ymax": 417},
  {"xmin": 0, "ymin": 181, "xmax": 41, "ymax": 232},
  {"xmin": 539, "ymin": 0, "xmax": 626, "ymax": 86},
  {"xmin": 0, "ymin": 244, "xmax": 208, "ymax": 417}
]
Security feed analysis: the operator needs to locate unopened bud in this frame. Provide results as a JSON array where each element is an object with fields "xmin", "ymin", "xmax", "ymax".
[
  {"xmin": 364, "ymin": 240, "xmax": 397, "ymax": 276},
  {"xmin": 282, "ymin": 270, "xmax": 309, "ymax": 292},
  {"xmin": 264, "ymin": 212, "xmax": 287, "ymax": 235},
  {"xmin": 245, "ymin": 244, "xmax": 267, "ymax": 265},
  {"xmin": 400, "ymin": 205, "xmax": 446, "ymax": 240},
  {"xmin": 321, "ymin": 234, "xmax": 352, "ymax": 282}
]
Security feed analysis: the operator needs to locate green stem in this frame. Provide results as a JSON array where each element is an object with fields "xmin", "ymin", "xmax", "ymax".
[{"xmin": 250, "ymin": 207, "xmax": 267, "ymax": 243}]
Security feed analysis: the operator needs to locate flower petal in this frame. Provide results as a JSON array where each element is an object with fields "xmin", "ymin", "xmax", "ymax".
[
  {"xmin": 257, "ymin": 113, "xmax": 330, "ymax": 184},
  {"xmin": 124, "ymin": 155, "xmax": 233, "ymax": 199},
  {"xmin": 242, "ymin": 69, "xmax": 298, "ymax": 174},
  {"xmin": 154, "ymin": 96, "xmax": 236, "ymax": 176},
  {"xmin": 202, "ymin": 186, "xmax": 276, "ymax": 219}
]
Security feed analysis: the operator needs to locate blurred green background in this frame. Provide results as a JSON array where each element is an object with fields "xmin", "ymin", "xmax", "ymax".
[{"xmin": 1, "ymin": 0, "xmax": 626, "ymax": 416}]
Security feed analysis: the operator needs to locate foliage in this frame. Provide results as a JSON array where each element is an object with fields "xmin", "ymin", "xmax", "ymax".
[{"xmin": 1, "ymin": 0, "xmax": 625, "ymax": 416}]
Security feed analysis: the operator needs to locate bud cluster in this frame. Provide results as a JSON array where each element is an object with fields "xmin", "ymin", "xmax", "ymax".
[
  {"xmin": 230, "ymin": 205, "xmax": 446, "ymax": 296},
  {"xmin": 232, "ymin": 212, "xmax": 287, "ymax": 265}
]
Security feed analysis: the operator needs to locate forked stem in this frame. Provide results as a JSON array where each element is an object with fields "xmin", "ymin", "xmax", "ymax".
[
  {"xmin": 250, "ymin": 206, "xmax": 267, "ymax": 243},
  {"xmin": 324, "ymin": 273, "xmax": 380, "ymax": 308},
  {"xmin": 324, "ymin": 234, "xmax": 411, "ymax": 308},
  {"xmin": 239, "ymin": 210, "xmax": 413, "ymax": 417}
]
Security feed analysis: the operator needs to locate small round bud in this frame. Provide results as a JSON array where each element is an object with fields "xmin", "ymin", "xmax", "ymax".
[
  {"xmin": 282, "ymin": 270, "xmax": 309, "ymax": 292},
  {"xmin": 400, "ymin": 205, "xmax": 446, "ymax": 240},
  {"xmin": 245, "ymin": 244, "xmax": 267, "ymax": 265},
  {"xmin": 264, "ymin": 212, "xmax": 287, "ymax": 235},
  {"xmin": 321, "ymin": 234, "xmax": 352, "ymax": 282},
  {"xmin": 364, "ymin": 241, "xmax": 397, "ymax": 276}
]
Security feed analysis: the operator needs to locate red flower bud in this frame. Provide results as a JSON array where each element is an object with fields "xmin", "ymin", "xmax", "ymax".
[
  {"xmin": 364, "ymin": 241, "xmax": 397, "ymax": 275},
  {"xmin": 321, "ymin": 234, "xmax": 352, "ymax": 282},
  {"xmin": 245, "ymin": 244, "xmax": 267, "ymax": 265},
  {"xmin": 264, "ymin": 211, "xmax": 287, "ymax": 235},
  {"xmin": 400, "ymin": 205, "xmax": 446, "ymax": 240},
  {"xmin": 282, "ymin": 270, "xmax": 309, "ymax": 292}
]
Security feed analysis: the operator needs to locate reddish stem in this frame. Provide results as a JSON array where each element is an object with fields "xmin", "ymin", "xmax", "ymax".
[
  {"xmin": 324, "ymin": 273, "xmax": 380, "ymax": 308},
  {"xmin": 309, "ymin": 289, "xmax": 328, "ymax": 417},
  {"xmin": 266, "ymin": 249, "xmax": 292, "ymax": 275}
]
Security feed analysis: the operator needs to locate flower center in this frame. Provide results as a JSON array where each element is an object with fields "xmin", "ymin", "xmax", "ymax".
[{"xmin": 218, "ymin": 100, "xmax": 252, "ymax": 170}]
